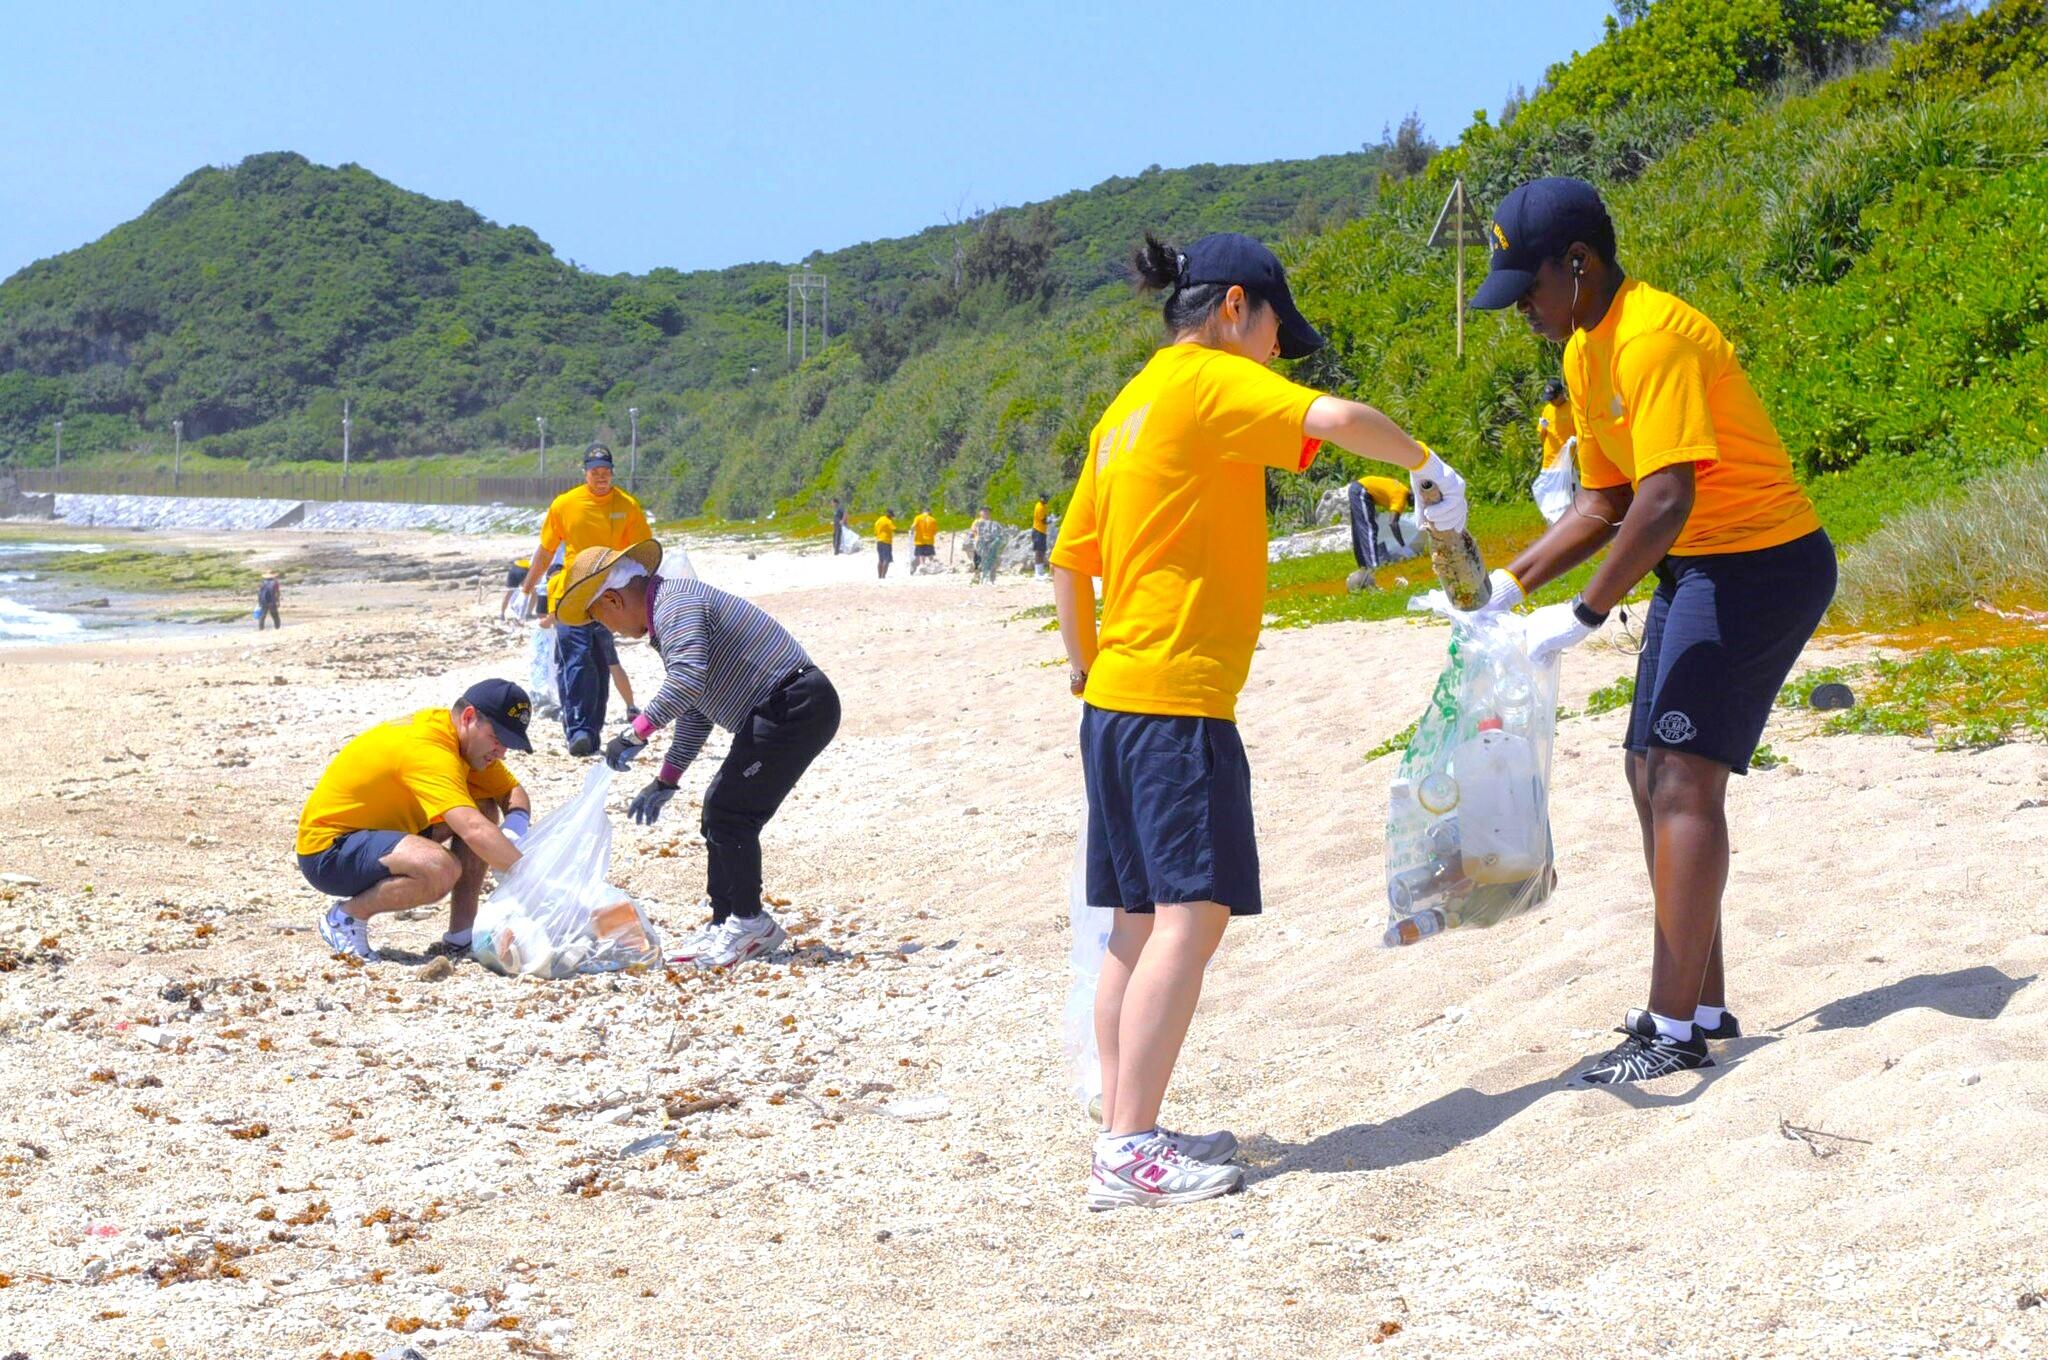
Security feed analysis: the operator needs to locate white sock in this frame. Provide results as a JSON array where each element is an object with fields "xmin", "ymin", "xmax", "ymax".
[
  {"xmin": 1694, "ymin": 1004, "xmax": 1725, "ymax": 1031},
  {"xmin": 1096, "ymin": 1129, "xmax": 1153, "ymax": 1157},
  {"xmin": 1649, "ymin": 1011, "xmax": 1695, "ymax": 1042},
  {"xmin": 442, "ymin": 929, "xmax": 473, "ymax": 948}
]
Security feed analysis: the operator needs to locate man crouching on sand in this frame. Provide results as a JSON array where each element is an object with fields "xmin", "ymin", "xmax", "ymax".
[
  {"xmin": 555, "ymin": 538, "xmax": 841, "ymax": 970},
  {"xmin": 296, "ymin": 679, "xmax": 535, "ymax": 961}
]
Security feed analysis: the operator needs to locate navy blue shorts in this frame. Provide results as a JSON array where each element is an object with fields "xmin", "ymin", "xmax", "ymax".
[
  {"xmin": 1080, "ymin": 705, "xmax": 1261, "ymax": 915},
  {"xmin": 914, "ymin": 544, "xmax": 935, "ymax": 558},
  {"xmin": 877, "ymin": 542, "xmax": 893, "ymax": 563},
  {"xmin": 298, "ymin": 828, "xmax": 407, "ymax": 899},
  {"xmin": 1032, "ymin": 530, "xmax": 1048, "ymax": 555},
  {"xmin": 1625, "ymin": 529, "xmax": 1836, "ymax": 774}
]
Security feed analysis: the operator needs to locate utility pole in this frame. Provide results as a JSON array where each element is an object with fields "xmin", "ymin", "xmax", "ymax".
[
  {"xmin": 173, "ymin": 419, "xmax": 183, "ymax": 492},
  {"xmin": 786, "ymin": 266, "xmax": 828, "ymax": 363},
  {"xmin": 53, "ymin": 419, "xmax": 62, "ymax": 473},
  {"xmin": 342, "ymin": 399, "xmax": 351, "ymax": 496},
  {"xmin": 628, "ymin": 407, "xmax": 639, "ymax": 491},
  {"xmin": 537, "ymin": 416, "xmax": 547, "ymax": 482},
  {"xmin": 1426, "ymin": 178, "xmax": 1488, "ymax": 361}
]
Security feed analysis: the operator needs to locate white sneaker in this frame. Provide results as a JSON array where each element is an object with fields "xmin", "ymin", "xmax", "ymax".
[
  {"xmin": 1086, "ymin": 1133, "xmax": 1244, "ymax": 1211},
  {"xmin": 1158, "ymin": 1126, "xmax": 1238, "ymax": 1164},
  {"xmin": 676, "ymin": 912, "xmax": 786, "ymax": 969},
  {"xmin": 318, "ymin": 903, "xmax": 378, "ymax": 961},
  {"xmin": 663, "ymin": 916, "xmax": 721, "ymax": 967}
]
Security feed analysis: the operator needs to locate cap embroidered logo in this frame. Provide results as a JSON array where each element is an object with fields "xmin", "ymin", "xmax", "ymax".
[{"xmin": 1491, "ymin": 222, "xmax": 1510, "ymax": 250}]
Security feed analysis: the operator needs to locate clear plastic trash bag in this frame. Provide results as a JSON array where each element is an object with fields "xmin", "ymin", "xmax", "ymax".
[
  {"xmin": 526, "ymin": 625, "xmax": 560, "ymax": 716},
  {"xmin": 1383, "ymin": 605, "xmax": 1561, "ymax": 947},
  {"xmin": 1531, "ymin": 439, "xmax": 1579, "ymax": 525},
  {"xmin": 472, "ymin": 766, "xmax": 662, "ymax": 977},
  {"xmin": 1062, "ymin": 807, "xmax": 1112, "ymax": 1111}
]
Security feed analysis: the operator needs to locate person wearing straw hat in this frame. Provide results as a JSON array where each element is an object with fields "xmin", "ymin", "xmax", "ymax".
[
  {"xmin": 557, "ymin": 539, "xmax": 841, "ymax": 970},
  {"xmin": 519, "ymin": 444, "xmax": 652, "ymax": 755},
  {"xmin": 255, "ymin": 572, "xmax": 282, "ymax": 630}
]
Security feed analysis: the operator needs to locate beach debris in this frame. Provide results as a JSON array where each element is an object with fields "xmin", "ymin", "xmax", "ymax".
[
  {"xmin": 1959, "ymin": 1070, "xmax": 1981, "ymax": 1086},
  {"xmin": 1808, "ymin": 682, "xmax": 1855, "ymax": 711},
  {"xmin": 880, "ymin": 1094, "xmax": 950, "ymax": 1122},
  {"xmin": 1777, "ymin": 1115, "xmax": 1872, "ymax": 1159},
  {"xmin": 418, "ymin": 956, "xmax": 455, "ymax": 982}
]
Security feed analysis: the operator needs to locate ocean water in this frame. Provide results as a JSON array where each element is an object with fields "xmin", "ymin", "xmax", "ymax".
[{"xmin": 0, "ymin": 541, "xmax": 105, "ymax": 645}]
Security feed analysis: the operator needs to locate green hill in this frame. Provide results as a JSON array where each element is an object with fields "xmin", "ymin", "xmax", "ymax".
[
  {"xmin": 0, "ymin": 149, "xmax": 1384, "ymax": 473},
  {"xmin": 3, "ymin": 0, "xmax": 2044, "ymax": 540}
]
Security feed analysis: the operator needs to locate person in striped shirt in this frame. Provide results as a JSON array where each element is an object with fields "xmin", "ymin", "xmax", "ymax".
[{"xmin": 556, "ymin": 538, "xmax": 842, "ymax": 969}]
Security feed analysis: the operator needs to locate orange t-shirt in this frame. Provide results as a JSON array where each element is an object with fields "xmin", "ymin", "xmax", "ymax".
[{"xmin": 1566, "ymin": 279, "xmax": 1819, "ymax": 556}]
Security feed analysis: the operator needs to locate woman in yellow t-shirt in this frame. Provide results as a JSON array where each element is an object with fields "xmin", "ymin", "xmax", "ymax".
[
  {"xmin": 1051, "ymin": 230, "xmax": 1470, "ymax": 1210},
  {"xmin": 1467, "ymin": 177, "xmax": 1835, "ymax": 1086}
]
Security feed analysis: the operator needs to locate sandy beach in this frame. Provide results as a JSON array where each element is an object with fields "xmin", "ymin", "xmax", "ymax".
[{"xmin": 0, "ymin": 528, "xmax": 2044, "ymax": 1360}]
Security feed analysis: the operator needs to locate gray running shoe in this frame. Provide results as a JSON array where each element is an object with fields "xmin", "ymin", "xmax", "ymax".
[
  {"xmin": 1158, "ymin": 1126, "xmax": 1239, "ymax": 1163},
  {"xmin": 1086, "ymin": 1134, "xmax": 1245, "ymax": 1211}
]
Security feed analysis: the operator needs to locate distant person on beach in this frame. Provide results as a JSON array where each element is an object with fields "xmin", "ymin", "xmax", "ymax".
[
  {"xmin": 831, "ymin": 498, "xmax": 848, "ymax": 554},
  {"xmin": 874, "ymin": 509, "xmax": 896, "ymax": 579},
  {"xmin": 500, "ymin": 557, "xmax": 531, "ymax": 620},
  {"xmin": 520, "ymin": 444, "xmax": 651, "ymax": 756},
  {"xmin": 1053, "ymin": 229, "xmax": 1468, "ymax": 1210},
  {"xmin": 1464, "ymin": 178, "xmax": 1835, "ymax": 1084},
  {"xmin": 1032, "ymin": 493, "xmax": 1051, "ymax": 579},
  {"xmin": 559, "ymin": 539, "xmax": 841, "ymax": 970},
  {"xmin": 968, "ymin": 507, "xmax": 1002, "ymax": 584},
  {"xmin": 912, "ymin": 506, "xmax": 939, "ymax": 574},
  {"xmin": 1345, "ymin": 474, "xmax": 1418, "ymax": 589},
  {"xmin": 256, "ymin": 572, "xmax": 282, "ymax": 629},
  {"xmin": 297, "ymin": 679, "xmax": 535, "ymax": 962},
  {"xmin": 1532, "ymin": 376, "xmax": 1579, "ymax": 524}
]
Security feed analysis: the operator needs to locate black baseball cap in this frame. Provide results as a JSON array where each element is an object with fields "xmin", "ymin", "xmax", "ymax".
[
  {"xmin": 1469, "ymin": 177, "xmax": 1613, "ymax": 311},
  {"xmin": 583, "ymin": 443, "xmax": 615, "ymax": 469},
  {"xmin": 459, "ymin": 678, "xmax": 534, "ymax": 753},
  {"xmin": 1179, "ymin": 232, "xmax": 1324, "ymax": 360}
]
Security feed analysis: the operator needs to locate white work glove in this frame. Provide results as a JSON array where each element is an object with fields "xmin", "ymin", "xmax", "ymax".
[
  {"xmin": 1524, "ymin": 600, "xmax": 1601, "ymax": 665},
  {"xmin": 1410, "ymin": 447, "xmax": 1469, "ymax": 534}
]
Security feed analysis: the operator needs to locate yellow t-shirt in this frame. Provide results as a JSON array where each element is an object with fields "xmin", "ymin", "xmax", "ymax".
[
  {"xmin": 874, "ymin": 515, "xmax": 896, "ymax": 545},
  {"xmin": 1536, "ymin": 399, "xmax": 1576, "ymax": 471},
  {"xmin": 1566, "ymin": 280, "xmax": 1820, "ymax": 557},
  {"xmin": 1032, "ymin": 501, "xmax": 1049, "ymax": 533},
  {"xmin": 1358, "ymin": 475, "xmax": 1409, "ymax": 514},
  {"xmin": 297, "ymin": 709, "xmax": 519, "ymax": 856},
  {"xmin": 1050, "ymin": 343, "xmax": 1322, "ymax": 722},
  {"xmin": 537, "ymin": 485, "xmax": 651, "ymax": 607},
  {"xmin": 912, "ymin": 513, "xmax": 938, "ymax": 546}
]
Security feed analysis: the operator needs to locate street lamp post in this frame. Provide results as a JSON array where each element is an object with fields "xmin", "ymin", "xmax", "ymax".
[
  {"xmin": 628, "ymin": 407, "xmax": 639, "ymax": 491},
  {"xmin": 342, "ymin": 399, "xmax": 352, "ymax": 497},
  {"xmin": 173, "ymin": 419, "xmax": 183, "ymax": 492},
  {"xmin": 53, "ymin": 419, "xmax": 62, "ymax": 474},
  {"xmin": 537, "ymin": 416, "xmax": 547, "ymax": 483}
]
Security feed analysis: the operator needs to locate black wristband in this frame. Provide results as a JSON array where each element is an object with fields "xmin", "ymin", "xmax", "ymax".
[{"xmin": 1571, "ymin": 595, "xmax": 1610, "ymax": 629}]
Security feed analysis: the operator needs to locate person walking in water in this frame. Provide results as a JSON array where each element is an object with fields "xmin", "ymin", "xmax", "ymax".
[
  {"xmin": 1053, "ymin": 230, "xmax": 1469, "ymax": 1209},
  {"xmin": 256, "ymin": 572, "xmax": 283, "ymax": 629},
  {"xmin": 1463, "ymin": 178, "xmax": 1835, "ymax": 1084},
  {"xmin": 520, "ymin": 444, "xmax": 651, "ymax": 756}
]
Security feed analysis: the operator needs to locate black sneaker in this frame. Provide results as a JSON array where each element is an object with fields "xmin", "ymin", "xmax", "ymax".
[
  {"xmin": 1626, "ymin": 1006, "xmax": 1742, "ymax": 1042},
  {"xmin": 1579, "ymin": 1011, "xmax": 1713, "ymax": 1084},
  {"xmin": 567, "ymin": 733, "xmax": 597, "ymax": 757}
]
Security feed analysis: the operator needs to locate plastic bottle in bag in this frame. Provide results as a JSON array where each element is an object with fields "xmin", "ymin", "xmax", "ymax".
[{"xmin": 1449, "ymin": 717, "xmax": 1546, "ymax": 884}]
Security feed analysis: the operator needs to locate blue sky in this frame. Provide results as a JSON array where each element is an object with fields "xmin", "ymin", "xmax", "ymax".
[{"xmin": 0, "ymin": 1, "xmax": 1611, "ymax": 280}]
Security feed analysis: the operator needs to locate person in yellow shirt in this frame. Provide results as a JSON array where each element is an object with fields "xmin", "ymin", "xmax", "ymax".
[
  {"xmin": 1345, "ymin": 473, "xmax": 1419, "ymax": 589},
  {"xmin": 1467, "ymin": 177, "xmax": 1835, "ymax": 1085},
  {"xmin": 910, "ymin": 506, "xmax": 940, "ymax": 575},
  {"xmin": 1031, "ymin": 493, "xmax": 1051, "ymax": 579},
  {"xmin": 1531, "ymin": 377, "xmax": 1579, "ymax": 524},
  {"xmin": 1052, "ymin": 230, "xmax": 1468, "ymax": 1210},
  {"xmin": 520, "ymin": 444, "xmax": 651, "ymax": 755},
  {"xmin": 873, "ymin": 509, "xmax": 896, "ymax": 579},
  {"xmin": 297, "ymin": 679, "xmax": 534, "ymax": 961}
]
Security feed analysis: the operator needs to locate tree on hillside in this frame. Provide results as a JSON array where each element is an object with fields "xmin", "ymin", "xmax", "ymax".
[
  {"xmin": 964, "ymin": 206, "xmax": 1060, "ymax": 304},
  {"xmin": 1377, "ymin": 112, "xmax": 1438, "ymax": 180}
]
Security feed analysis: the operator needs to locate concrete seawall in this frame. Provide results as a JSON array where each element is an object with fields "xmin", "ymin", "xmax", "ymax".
[{"xmin": 44, "ymin": 493, "xmax": 543, "ymax": 535}]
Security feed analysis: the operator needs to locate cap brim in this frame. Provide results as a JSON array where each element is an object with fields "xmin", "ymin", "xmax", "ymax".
[
  {"xmin": 487, "ymin": 716, "xmax": 533, "ymax": 754},
  {"xmin": 555, "ymin": 538, "xmax": 663, "ymax": 626},
  {"xmin": 1469, "ymin": 267, "xmax": 1536, "ymax": 311},
  {"xmin": 1272, "ymin": 290, "xmax": 1325, "ymax": 360}
]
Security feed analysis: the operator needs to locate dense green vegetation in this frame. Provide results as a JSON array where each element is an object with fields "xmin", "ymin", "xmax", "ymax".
[
  {"xmin": 2, "ymin": 0, "xmax": 2043, "ymax": 553},
  {"xmin": 1784, "ymin": 646, "xmax": 2048, "ymax": 747}
]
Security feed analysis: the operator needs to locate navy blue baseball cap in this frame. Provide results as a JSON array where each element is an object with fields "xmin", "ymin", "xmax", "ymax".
[
  {"xmin": 1179, "ymin": 232, "xmax": 1325, "ymax": 359},
  {"xmin": 1469, "ymin": 177, "xmax": 1614, "ymax": 311},
  {"xmin": 583, "ymin": 443, "xmax": 615, "ymax": 469},
  {"xmin": 459, "ymin": 678, "xmax": 534, "ymax": 753}
]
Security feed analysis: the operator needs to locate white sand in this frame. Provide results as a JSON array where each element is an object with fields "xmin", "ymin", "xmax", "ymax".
[{"xmin": 0, "ymin": 529, "xmax": 2044, "ymax": 1359}]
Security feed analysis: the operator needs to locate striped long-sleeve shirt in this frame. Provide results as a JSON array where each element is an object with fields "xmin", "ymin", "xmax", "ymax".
[{"xmin": 629, "ymin": 575, "xmax": 812, "ymax": 782}]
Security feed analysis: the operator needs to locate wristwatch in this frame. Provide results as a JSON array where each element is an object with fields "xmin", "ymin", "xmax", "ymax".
[{"xmin": 1571, "ymin": 595, "xmax": 1610, "ymax": 628}]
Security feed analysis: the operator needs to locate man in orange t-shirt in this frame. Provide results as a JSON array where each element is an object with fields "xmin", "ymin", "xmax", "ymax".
[{"xmin": 1467, "ymin": 177, "xmax": 1835, "ymax": 1086}]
